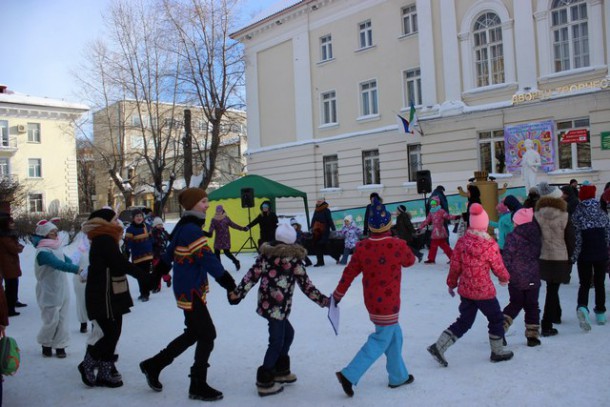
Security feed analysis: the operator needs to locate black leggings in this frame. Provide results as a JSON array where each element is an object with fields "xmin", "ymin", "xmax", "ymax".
[
  {"xmin": 214, "ymin": 249, "xmax": 238, "ymax": 264},
  {"xmin": 91, "ymin": 316, "xmax": 123, "ymax": 361}
]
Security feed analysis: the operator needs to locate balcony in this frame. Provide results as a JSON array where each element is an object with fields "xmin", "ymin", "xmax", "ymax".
[{"xmin": 0, "ymin": 137, "xmax": 17, "ymax": 154}]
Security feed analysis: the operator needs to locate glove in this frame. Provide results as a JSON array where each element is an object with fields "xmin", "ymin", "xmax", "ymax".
[
  {"xmin": 228, "ymin": 291, "xmax": 241, "ymax": 305},
  {"xmin": 216, "ymin": 271, "xmax": 236, "ymax": 291},
  {"xmin": 332, "ymin": 292, "xmax": 341, "ymax": 305},
  {"xmin": 448, "ymin": 287, "xmax": 455, "ymax": 297},
  {"xmin": 162, "ymin": 274, "xmax": 172, "ymax": 288}
]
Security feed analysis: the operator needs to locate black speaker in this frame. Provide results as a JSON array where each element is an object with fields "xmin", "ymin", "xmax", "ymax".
[
  {"xmin": 416, "ymin": 170, "xmax": 432, "ymax": 194},
  {"xmin": 240, "ymin": 187, "xmax": 255, "ymax": 208}
]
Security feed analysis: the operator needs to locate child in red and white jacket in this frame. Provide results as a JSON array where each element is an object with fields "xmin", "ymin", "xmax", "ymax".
[
  {"xmin": 418, "ymin": 198, "xmax": 460, "ymax": 264},
  {"xmin": 427, "ymin": 203, "xmax": 512, "ymax": 367}
]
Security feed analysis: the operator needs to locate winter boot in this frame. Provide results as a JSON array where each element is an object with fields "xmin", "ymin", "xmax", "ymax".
[
  {"xmin": 525, "ymin": 324, "xmax": 541, "ymax": 347},
  {"xmin": 427, "ymin": 330, "xmax": 457, "ymax": 367},
  {"xmin": 256, "ymin": 366, "xmax": 284, "ymax": 397},
  {"xmin": 503, "ymin": 314, "xmax": 513, "ymax": 333},
  {"xmin": 595, "ymin": 312, "xmax": 607, "ymax": 325},
  {"xmin": 111, "ymin": 354, "xmax": 122, "ymax": 381},
  {"xmin": 77, "ymin": 352, "xmax": 98, "ymax": 387},
  {"xmin": 80, "ymin": 322, "xmax": 88, "ymax": 333},
  {"xmin": 55, "ymin": 348, "xmax": 66, "ymax": 358},
  {"xmin": 388, "ymin": 374, "xmax": 415, "ymax": 389},
  {"xmin": 489, "ymin": 335, "xmax": 514, "ymax": 362},
  {"xmin": 273, "ymin": 355, "xmax": 297, "ymax": 384},
  {"xmin": 336, "ymin": 371, "xmax": 354, "ymax": 397},
  {"xmin": 188, "ymin": 365, "xmax": 223, "ymax": 401},
  {"xmin": 140, "ymin": 350, "xmax": 174, "ymax": 392},
  {"xmin": 42, "ymin": 346, "xmax": 52, "ymax": 357},
  {"xmin": 96, "ymin": 360, "xmax": 124, "ymax": 388},
  {"xmin": 577, "ymin": 306, "xmax": 592, "ymax": 332},
  {"xmin": 234, "ymin": 260, "xmax": 241, "ymax": 271}
]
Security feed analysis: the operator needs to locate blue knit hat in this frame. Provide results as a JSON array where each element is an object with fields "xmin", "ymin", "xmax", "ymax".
[{"xmin": 367, "ymin": 197, "xmax": 392, "ymax": 233}]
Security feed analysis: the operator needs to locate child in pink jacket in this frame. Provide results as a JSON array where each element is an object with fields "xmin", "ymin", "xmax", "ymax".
[
  {"xmin": 418, "ymin": 198, "xmax": 459, "ymax": 264},
  {"xmin": 427, "ymin": 204, "xmax": 513, "ymax": 367}
]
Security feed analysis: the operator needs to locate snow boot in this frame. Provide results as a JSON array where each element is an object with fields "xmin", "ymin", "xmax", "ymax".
[
  {"xmin": 595, "ymin": 312, "xmax": 606, "ymax": 325},
  {"xmin": 577, "ymin": 306, "xmax": 592, "ymax": 332},
  {"xmin": 96, "ymin": 360, "xmax": 124, "ymax": 388},
  {"xmin": 489, "ymin": 335, "xmax": 514, "ymax": 362},
  {"xmin": 188, "ymin": 365, "xmax": 223, "ymax": 401},
  {"xmin": 42, "ymin": 346, "xmax": 52, "ymax": 357},
  {"xmin": 234, "ymin": 260, "xmax": 241, "ymax": 271},
  {"xmin": 273, "ymin": 355, "xmax": 297, "ymax": 384},
  {"xmin": 78, "ymin": 352, "xmax": 98, "ymax": 387},
  {"xmin": 525, "ymin": 324, "xmax": 541, "ymax": 347},
  {"xmin": 427, "ymin": 330, "xmax": 456, "ymax": 367},
  {"xmin": 256, "ymin": 366, "xmax": 283, "ymax": 397},
  {"xmin": 388, "ymin": 374, "xmax": 415, "ymax": 388},
  {"xmin": 140, "ymin": 350, "xmax": 174, "ymax": 392},
  {"xmin": 335, "ymin": 371, "xmax": 354, "ymax": 397},
  {"xmin": 503, "ymin": 314, "xmax": 513, "ymax": 333}
]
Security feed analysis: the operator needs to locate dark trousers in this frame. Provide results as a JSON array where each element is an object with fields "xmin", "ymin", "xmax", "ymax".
[
  {"xmin": 315, "ymin": 241, "xmax": 327, "ymax": 265},
  {"xmin": 407, "ymin": 242, "xmax": 423, "ymax": 260},
  {"xmin": 135, "ymin": 261, "xmax": 152, "ymax": 297},
  {"xmin": 577, "ymin": 261, "xmax": 607, "ymax": 313},
  {"xmin": 214, "ymin": 249, "xmax": 238, "ymax": 265},
  {"xmin": 263, "ymin": 318, "xmax": 294, "ymax": 370},
  {"xmin": 91, "ymin": 316, "xmax": 123, "ymax": 361},
  {"xmin": 503, "ymin": 286, "xmax": 540, "ymax": 325},
  {"xmin": 541, "ymin": 282, "xmax": 562, "ymax": 330},
  {"xmin": 4, "ymin": 278, "xmax": 18, "ymax": 313},
  {"xmin": 448, "ymin": 296, "xmax": 504, "ymax": 338}
]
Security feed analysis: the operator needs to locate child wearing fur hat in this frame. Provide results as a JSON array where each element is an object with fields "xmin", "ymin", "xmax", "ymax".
[
  {"xmin": 338, "ymin": 215, "xmax": 361, "ymax": 265},
  {"xmin": 124, "ymin": 209, "xmax": 154, "ymax": 302},
  {"xmin": 501, "ymin": 208, "xmax": 543, "ymax": 347},
  {"xmin": 228, "ymin": 223, "xmax": 330, "ymax": 397},
  {"xmin": 427, "ymin": 204, "xmax": 513, "ymax": 367},
  {"xmin": 208, "ymin": 205, "xmax": 246, "ymax": 271},
  {"xmin": 417, "ymin": 198, "xmax": 460, "ymax": 264},
  {"xmin": 333, "ymin": 197, "xmax": 416, "ymax": 397},
  {"xmin": 151, "ymin": 217, "xmax": 171, "ymax": 292},
  {"xmin": 394, "ymin": 205, "xmax": 423, "ymax": 262}
]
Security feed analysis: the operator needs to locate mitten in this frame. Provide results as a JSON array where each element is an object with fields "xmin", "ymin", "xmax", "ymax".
[{"xmin": 162, "ymin": 273, "xmax": 172, "ymax": 287}]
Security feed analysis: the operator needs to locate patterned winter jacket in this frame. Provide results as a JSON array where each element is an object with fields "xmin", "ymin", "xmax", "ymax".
[
  {"xmin": 208, "ymin": 214, "xmax": 245, "ymax": 250},
  {"xmin": 448, "ymin": 230, "xmax": 509, "ymax": 300},
  {"xmin": 233, "ymin": 241, "xmax": 329, "ymax": 320},
  {"xmin": 502, "ymin": 221, "xmax": 541, "ymax": 290},
  {"xmin": 418, "ymin": 208, "xmax": 458, "ymax": 240},
  {"xmin": 571, "ymin": 198, "xmax": 610, "ymax": 263},
  {"xmin": 124, "ymin": 222, "xmax": 154, "ymax": 264},
  {"xmin": 333, "ymin": 232, "xmax": 415, "ymax": 325},
  {"xmin": 340, "ymin": 223, "xmax": 362, "ymax": 250}
]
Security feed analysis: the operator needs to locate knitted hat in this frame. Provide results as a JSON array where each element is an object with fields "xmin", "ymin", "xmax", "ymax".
[
  {"xmin": 537, "ymin": 182, "xmax": 562, "ymax": 198},
  {"xmin": 502, "ymin": 195, "xmax": 522, "ymax": 213},
  {"xmin": 496, "ymin": 202, "xmax": 509, "ymax": 215},
  {"xmin": 215, "ymin": 205, "xmax": 224, "ymax": 213},
  {"xmin": 275, "ymin": 223, "xmax": 297, "ymax": 244},
  {"xmin": 513, "ymin": 208, "xmax": 534, "ymax": 226},
  {"xmin": 89, "ymin": 208, "xmax": 117, "ymax": 223},
  {"xmin": 579, "ymin": 181, "xmax": 596, "ymax": 201},
  {"xmin": 344, "ymin": 214, "xmax": 353, "ymax": 223},
  {"xmin": 397, "ymin": 205, "xmax": 407, "ymax": 214},
  {"xmin": 152, "ymin": 217, "xmax": 164, "ymax": 227},
  {"xmin": 131, "ymin": 208, "xmax": 144, "ymax": 218},
  {"xmin": 179, "ymin": 188, "xmax": 207, "ymax": 210},
  {"xmin": 50, "ymin": 217, "xmax": 61, "ymax": 224},
  {"xmin": 367, "ymin": 197, "xmax": 392, "ymax": 233},
  {"xmin": 469, "ymin": 203, "xmax": 489, "ymax": 231},
  {"xmin": 35, "ymin": 219, "xmax": 58, "ymax": 237}
]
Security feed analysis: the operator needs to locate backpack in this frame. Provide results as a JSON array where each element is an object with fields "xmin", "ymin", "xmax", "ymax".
[{"xmin": 0, "ymin": 336, "xmax": 20, "ymax": 375}]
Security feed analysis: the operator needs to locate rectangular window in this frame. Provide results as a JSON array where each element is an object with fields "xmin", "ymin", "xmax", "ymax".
[
  {"xmin": 28, "ymin": 193, "xmax": 44, "ymax": 213},
  {"xmin": 557, "ymin": 118, "xmax": 591, "ymax": 169},
  {"xmin": 28, "ymin": 158, "xmax": 42, "ymax": 178},
  {"xmin": 131, "ymin": 136, "xmax": 145, "ymax": 149},
  {"xmin": 0, "ymin": 120, "xmax": 8, "ymax": 147},
  {"xmin": 407, "ymin": 144, "xmax": 422, "ymax": 182},
  {"xmin": 478, "ymin": 130, "xmax": 506, "ymax": 174},
  {"xmin": 27, "ymin": 123, "xmax": 41, "ymax": 143},
  {"xmin": 320, "ymin": 34, "xmax": 333, "ymax": 61},
  {"xmin": 321, "ymin": 91, "xmax": 337, "ymax": 125},
  {"xmin": 362, "ymin": 149, "xmax": 380, "ymax": 184},
  {"xmin": 403, "ymin": 68, "xmax": 422, "ymax": 106},
  {"xmin": 360, "ymin": 80, "xmax": 378, "ymax": 116},
  {"xmin": 402, "ymin": 4, "xmax": 418, "ymax": 35},
  {"xmin": 323, "ymin": 155, "xmax": 339, "ymax": 188},
  {"xmin": 0, "ymin": 158, "xmax": 9, "ymax": 178},
  {"xmin": 359, "ymin": 20, "xmax": 373, "ymax": 48}
]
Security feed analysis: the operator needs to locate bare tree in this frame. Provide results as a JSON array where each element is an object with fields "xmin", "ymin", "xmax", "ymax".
[
  {"xmin": 0, "ymin": 177, "xmax": 26, "ymax": 213},
  {"xmin": 76, "ymin": 138, "xmax": 96, "ymax": 213}
]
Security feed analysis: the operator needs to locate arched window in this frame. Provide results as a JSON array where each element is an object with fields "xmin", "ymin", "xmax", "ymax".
[
  {"xmin": 473, "ymin": 12, "xmax": 504, "ymax": 87},
  {"xmin": 551, "ymin": 0, "xmax": 589, "ymax": 72}
]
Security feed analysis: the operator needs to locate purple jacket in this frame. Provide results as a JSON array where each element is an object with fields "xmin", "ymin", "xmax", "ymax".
[
  {"xmin": 209, "ymin": 215, "xmax": 245, "ymax": 250},
  {"xmin": 502, "ymin": 221, "xmax": 542, "ymax": 290}
]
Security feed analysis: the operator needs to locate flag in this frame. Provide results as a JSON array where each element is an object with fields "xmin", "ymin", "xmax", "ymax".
[
  {"xmin": 397, "ymin": 114, "xmax": 411, "ymax": 134},
  {"xmin": 397, "ymin": 101, "xmax": 422, "ymax": 135},
  {"xmin": 408, "ymin": 101, "xmax": 418, "ymax": 133}
]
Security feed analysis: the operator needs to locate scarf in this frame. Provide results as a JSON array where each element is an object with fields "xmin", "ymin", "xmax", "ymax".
[
  {"xmin": 37, "ymin": 237, "xmax": 62, "ymax": 250},
  {"xmin": 82, "ymin": 218, "xmax": 124, "ymax": 243}
]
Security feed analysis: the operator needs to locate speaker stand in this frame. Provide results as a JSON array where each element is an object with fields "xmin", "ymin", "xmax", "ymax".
[{"xmin": 237, "ymin": 207, "xmax": 258, "ymax": 255}]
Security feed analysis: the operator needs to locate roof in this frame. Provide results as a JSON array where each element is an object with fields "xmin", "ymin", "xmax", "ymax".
[
  {"xmin": 0, "ymin": 91, "xmax": 88, "ymax": 111},
  {"xmin": 231, "ymin": 0, "xmax": 304, "ymax": 38}
]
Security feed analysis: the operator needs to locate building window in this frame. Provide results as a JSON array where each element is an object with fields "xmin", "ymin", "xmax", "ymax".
[
  {"xmin": 403, "ymin": 68, "xmax": 422, "ymax": 106},
  {"xmin": 0, "ymin": 121, "xmax": 8, "ymax": 147},
  {"xmin": 557, "ymin": 118, "xmax": 591, "ymax": 169},
  {"xmin": 28, "ymin": 193, "xmax": 44, "ymax": 213},
  {"xmin": 323, "ymin": 155, "xmax": 339, "ymax": 188},
  {"xmin": 28, "ymin": 158, "xmax": 42, "ymax": 178},
  {"xmin": 27, "ymin": 123, "xmax": 41, "ymax": 143},
  {"xmin": 362, "ymin": 149, "xmax": 380, "ymax": 184},
  {"xmin": 551, "ymin": 0, "xmax": 589, "ymax": 72},
  {"xmin": 473, "ymin": 12, "xmax": 504, "ymax": 87},
  {"xmin": 321, "ymin": 91, "xmax": 337, "ymax": 125},
  {"xmin": 478, "ymin": 130, "xmax": 506, "ymax": 174},
  {"xmin": 0, "ymin": 158, "xmax": 9, "ymax": 179},
  {"xmin": 360, "ymin": 80, "xmax": 378, "ymax": 116},
  {"xmin": 402, "ymin": 4, "xmax": 418, "ymax": 35},
  {"xmin": 320, "ymin": 34, "xmax": 333, "ymax": 61},
  {"xmin": 407, "ymin": 144, "xmax": 422, "ymax": 182},
  {"xmin": 358, "ymin": 20, "xmax": 373, "ymax": 49}
]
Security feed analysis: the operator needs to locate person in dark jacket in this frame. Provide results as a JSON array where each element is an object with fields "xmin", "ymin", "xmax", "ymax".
[
  {"xmin": 0, "ymin": 213, "xmax": 25, "ymax": 316},
  {"xmin": 0, "ymin": 276, "xmax": 9, "ymax": 405},
  {"xmin": 464, "ymin": 185, "xmax": 481, "ymax": 227},
  {"xmin": 394, "ymin": 205, "xmax": 423, "ymax": 262},
  {"xmin": 246, "ymin": 200, "xmax": 278, "ymax": 250},
  {"xmin": 124, "ymin": 209, "xmax": 154, "ymax": 302},
  {"xmin": 78, "ymin": 208, "xmax": 149, "ymax": 388},
  {"xmin": 571, "ymin": 182, "xmax": 610, "ymax": 329},
  {"xmin": 311, "ymin": 199, "xmax": 336, "ymax": 267},
  {"xmin": 561, "ymin": 185, "xmax": 580, "ymax": 216},
  {"xmin": 523, "ymin": 187, "xmax": 541, "ymax": 210},
  {"xmin": 362, "ymin": 192, "xmax": 381, "ymax": 236}
]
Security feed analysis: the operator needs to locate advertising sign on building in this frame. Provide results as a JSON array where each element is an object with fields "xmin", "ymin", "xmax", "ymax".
[
  {"xmin": 560, "ymin": 129, "xmax": 588, "ymax": 143},
  {"xmin": 504, "ymin": 120, "xmax": 555, "ymax": 173}
]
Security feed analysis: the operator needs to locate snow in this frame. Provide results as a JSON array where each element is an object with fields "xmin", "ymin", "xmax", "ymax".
[
  {"xmin": 5, "ymin": 226, "xmax": 610, "ymax": 406},
  {"xmin": 0, "ymin": 91, "xmax": 88, "ymax": 111}
]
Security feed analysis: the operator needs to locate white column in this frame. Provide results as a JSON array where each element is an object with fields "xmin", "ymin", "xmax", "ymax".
[
  {"xmin": 439, "ymin": 0, "xmax": 461, "ymax": 101},
  {"xmin": 534, "ymin": 9, "xmax": 551, "ymax": 77},
  {"xmin": 292, "ymin": 30, "xmax": 314, "ymax": 142},
  {"xmin": 416, "ymin": 0, "xmax": 437, "ymax": 106},
  {"xmin": 589, "ymin": 0, "xmax": 604, "ymax": 66},
  {"xmin": 501, "ymin": 20, "xmax": 516, "ymax": 84},
  {"xmin": 244, "ymin": 48, "xmax": 260, "ymax": 150},
  {"xmin": 459, "ymin": 32, "xmax": 473, "ymax": 90},
  {"xmin": 514, "ymin": 3, "xmax": 537, "ymax": 89},
  {"xmin": 605, "ymin": 0, "xmax": 610, "ymax": 66}
]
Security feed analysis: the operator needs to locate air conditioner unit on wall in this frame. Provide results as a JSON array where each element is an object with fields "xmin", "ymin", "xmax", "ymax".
[{"xmin": 16, "ymin": 124, "xmax": 26, "ymax": 133}]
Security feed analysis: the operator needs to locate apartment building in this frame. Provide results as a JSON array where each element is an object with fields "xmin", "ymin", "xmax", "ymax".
[{"xmin": 231, "ymin": 0, "xmax": 610, "ymax": 214}]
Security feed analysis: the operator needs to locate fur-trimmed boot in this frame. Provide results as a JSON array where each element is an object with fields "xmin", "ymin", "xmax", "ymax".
[
  {"xmin": 96, "ymin": 360, "xmax": 124, "ymax": 388},
  {"xmin": 273, "ymin": 355, "xmax": 297, "ymax": 384},
  {"xmin": 525, "ymin": 324, "xmax": 541, "ymax": 347},
  {"xmin": 77, "ymin": 351, "xmax": 98, "ymax": 387},
  {"xmin": 489, "ymin": 335, "xmax": 514, "ymax": 362},
  {"xmin": 427, "ymin": 330, "xmax": 457, "ymax": 367},
  {"xmin": 188, "ymin": 365, "xmax": 223, "ymax": 401},
  {"xmin": 140, "ymin": 349, "xmax": 174, "ymax": 392},
  {"xmin": 256, "ymin": 366, "xmax": 284, "ymax": 397}
]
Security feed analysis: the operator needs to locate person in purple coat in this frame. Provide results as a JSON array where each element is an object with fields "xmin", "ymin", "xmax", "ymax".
[
  {"xmin": 501, "ymin": 208, "xmax": 542, "ymax": 347},
  {"xmin": 208, "ymin": 205, "xmax": 246, "ymax": 271}
]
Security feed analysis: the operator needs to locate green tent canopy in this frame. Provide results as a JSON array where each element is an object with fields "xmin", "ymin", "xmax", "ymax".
[{"xmin": 208, "ymin": 174, "xmax": 311, "ymax": 228}]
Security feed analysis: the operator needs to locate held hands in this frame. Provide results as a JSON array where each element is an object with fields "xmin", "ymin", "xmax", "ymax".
[
  {"xmin": 499, "ymin": 280, "xmax": 508, "ymax": 287},
  {"xmin": 448, "ymin": 287, "xmax": 456, "ymax": 297},
  {"xmin": 228, "ymin": 291, "xmax": 241, "ymax": 305}
]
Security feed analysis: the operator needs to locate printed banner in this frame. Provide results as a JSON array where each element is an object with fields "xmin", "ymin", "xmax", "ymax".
[{"xmin": 504, "ymin": 120, "xmax": 555, "ymax": 173}]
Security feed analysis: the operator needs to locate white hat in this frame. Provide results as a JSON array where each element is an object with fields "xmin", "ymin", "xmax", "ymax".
[
  {"xmin": 344, "ymin": 215, "xmax": 353, "ymax": 223},
  {"xmin": 537, "ymin": 182, "xmax": 562, "ymax": 198},
  {"xmin": 152, "ymin": 217, "xmax": 164, "ymax": 227},
  {"xmin": 35, "ymin": 220, "xmax": 58, "ymax": 237},
  {"xmin": 275, "ymin": 223, "xmax": 297, "ymax": 244}
]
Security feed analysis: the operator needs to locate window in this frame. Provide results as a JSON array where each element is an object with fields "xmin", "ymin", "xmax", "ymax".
[
  {"xmin": 28, "ymin": 193, "xmax": 44, "ymax": 213},
  {"xmin": 360, "ymin": 80, "xmax": 378, "ymax": 116},
  {"xmin": 27, "ymin": 123, "xmax": 41, "ymax": 143},
  {"xmin": 551, "ymin": 0, "xmax": 589, "ymax": 72},
  {"xmin": 321, "ymin": 91, "xmax": 337, "ymax": 125},
  {"xmin": 362, "ymin": 149, "xmax": 380, "ymax": 184},
  {"xmin": 320, "ymin": 35, "xmax": 333, "ymax": 61},
  {"xmin": 0, "ymin": 121, "xmax": 8, "ymax": 147},
  {"xmin": 473, "ymin": 12, "xmax": 504, "ymax": 87},
  {"xmin": 407, "ymin": 144, "xmax": 422, "ymax": 182},
  {"xmin": 403, "ymin": 68, "xmax": 422, "ymax": 106},
  {"xmin": 478, "ymin": 130, "xmax": 506, "ymax": 173},
  {"xmin": 323, "ymin": 155, "xmax": 339, "ymax": 188},
  {"xmin": 132, "ymin": 115, "xmax": 150, "ymax": 128},
  {"xmin": 557, "ymin": 118, "xmax": 591, "ymax": 169},
  {"xmin": 0, "ymin": 158, "xmax": 9, "ymax": 179},
  {"xmin": 28, "ymin": 158, "xmax": 42, "ymax": 178},
  {"xmin": 359, "ymin": 20, "xmax": 373, "ymax": 48},
  {"xmin": 402, "ymin": 4, "xmax": 418, "ymax": 35}
]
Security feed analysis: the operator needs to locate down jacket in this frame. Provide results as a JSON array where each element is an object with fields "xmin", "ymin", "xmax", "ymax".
[
  {"xmin": 419, "ymin": 209, "xmax": 457, "ymax": 240},
  {"xmin": 571, "ymin": 198, "xmax": 610, "ymax": 263},
  {"xmin": 502, "ymin": 221, "xmax": 542, "ymax": 290}
]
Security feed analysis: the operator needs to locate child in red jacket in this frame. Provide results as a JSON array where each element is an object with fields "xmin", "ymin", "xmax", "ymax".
[
  {"xmin": 427, "ymin": 203, "xmax": 513, "ymax": 367},
  {"xmin": 418, "ymin": 198, "xmax": 460, "ymax": 264}
]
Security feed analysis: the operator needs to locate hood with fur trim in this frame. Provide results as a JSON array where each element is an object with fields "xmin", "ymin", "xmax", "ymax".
[
  {"xmin": 535, "ymin": 195, "xmax": 567, "ymax": 213},
  {"xmin": 260, "ymin": 241, "xmax": 308, "ymax": 260}
]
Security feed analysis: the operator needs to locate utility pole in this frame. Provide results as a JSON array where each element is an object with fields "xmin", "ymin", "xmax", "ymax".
[{"xmin": 183, "ymin": 109, "xmax": 193, "ymax": 188}]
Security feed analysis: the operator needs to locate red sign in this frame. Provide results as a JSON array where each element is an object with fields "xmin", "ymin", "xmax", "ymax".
[{"xmin": 561, "ymin": 129, "xmax": 588, "ymax": 143}]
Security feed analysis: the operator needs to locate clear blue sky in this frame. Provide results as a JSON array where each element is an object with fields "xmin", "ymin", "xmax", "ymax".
[{"xmin": 0, "ymin": 0, "xmax": 278, "ymax": 103}]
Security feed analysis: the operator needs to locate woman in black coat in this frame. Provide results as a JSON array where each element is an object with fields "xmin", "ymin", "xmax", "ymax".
[
  {"xmin": 311, "ymin": 199, "xmax": 336, "ymax": 267},
  {"xmin": 246, "ymin": 200, "xmax": 278, "ymax": 249}
]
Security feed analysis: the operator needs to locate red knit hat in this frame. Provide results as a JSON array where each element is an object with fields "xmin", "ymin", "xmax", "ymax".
[{"xmin": 579, "ymin": 183, "xmax": 596, "ymax": 201}]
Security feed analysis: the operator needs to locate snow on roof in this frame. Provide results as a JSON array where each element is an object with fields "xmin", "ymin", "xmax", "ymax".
[
  {"xmin": 0, "ymin": 91, "xmax": 89, "ymax": 111},
  {"xmin": 233, "ymin": 0, "xmax": 303, "ymax": 37}
]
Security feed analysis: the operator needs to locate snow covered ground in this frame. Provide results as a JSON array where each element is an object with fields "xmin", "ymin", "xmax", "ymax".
[{"xmin": 4, "ymin": 228, "xmax": 610, "ymax": 406}]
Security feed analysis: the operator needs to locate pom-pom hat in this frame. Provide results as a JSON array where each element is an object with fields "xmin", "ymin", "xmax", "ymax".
[
  {"xmin": 469, "ymin": 203, "xmax": 489, "ymax": 231},
  {"xmin": 275, "ymin": 223, "xmax": 297, "ymax": 244},
  {"xmin": 513, "ymin": 208, "xmax": 534, "ymax": 226},
  {"xmin": 367, "ymin": 197, "xmax": 392, "ymax": 234}
]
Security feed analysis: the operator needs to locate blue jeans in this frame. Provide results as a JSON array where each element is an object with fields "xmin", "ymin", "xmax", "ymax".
[
  {"xmin": 339, "ymin": 247, "xmax": 353, "ymax": 265},
  {"xmin": 341, "ymin": 324, "xmax": 409, "ymax": 386},
  {"xmin": 263, "ymin": 318, "xmax": 294, "ymax": 370}
]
